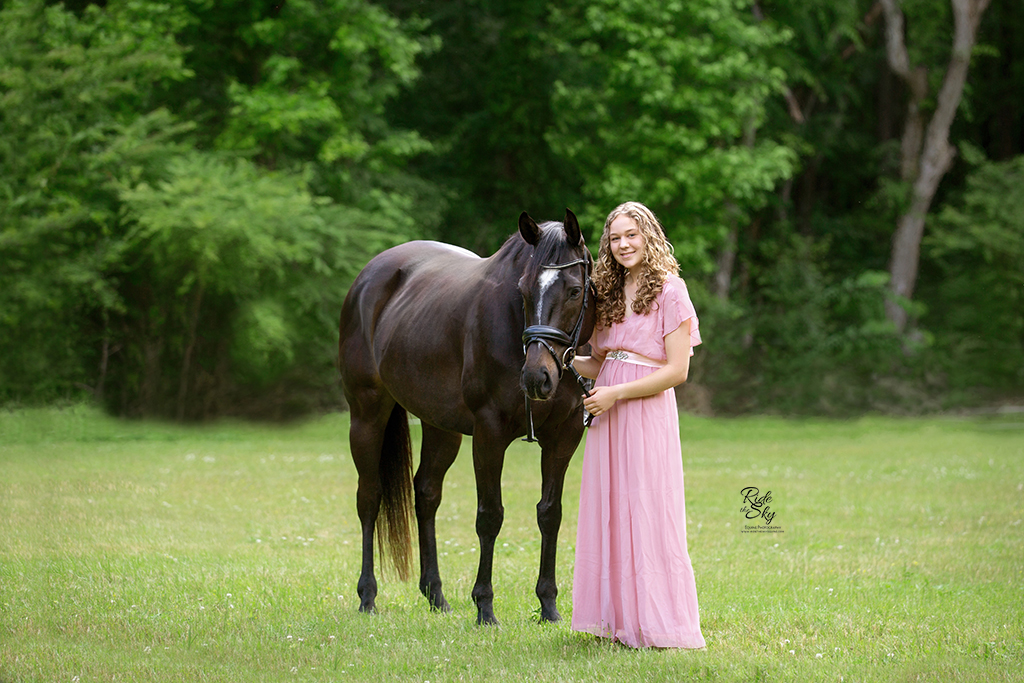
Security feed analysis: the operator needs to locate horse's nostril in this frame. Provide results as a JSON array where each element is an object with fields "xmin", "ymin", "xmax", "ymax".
[{"xmin": 523, "ymin": 365, "xmax": 559, "ymax": 401}]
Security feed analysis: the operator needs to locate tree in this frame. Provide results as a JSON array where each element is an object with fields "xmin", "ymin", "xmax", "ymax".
[
  {"xmin": 116, "ymin": 153, "xmax": 405, "ymax": 418},
  {"xmin": 0, "ymin": 0, "xmax": 191, "ymax": 402},
  {"xmin": 383, "ymin": 0, "xmax": 581, "ymax": 254},
  {"xmin": 0, "ymin": 0, "xmax": 443, "ymax": 416},
  {"xmin": 880, "ymin": 0, "xmax": 991, "ymax": 333},
  {"xmin": 104, "ymin": 0, "xmax": 444, "ymax": 418},
  {"xmin": 546, "ymin": 0, "xmax": 797, "ymax": 278},
  {"xmin": 924, "ymin": 148, "xmax": 1024, "ymax": 393}
]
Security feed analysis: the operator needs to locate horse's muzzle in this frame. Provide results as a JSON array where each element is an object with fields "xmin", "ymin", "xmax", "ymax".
[{"xmin": 522, "ymin": 352, "xmax": 559, "ymax": 401}]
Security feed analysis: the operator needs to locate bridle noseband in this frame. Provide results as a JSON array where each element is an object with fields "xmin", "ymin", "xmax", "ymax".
[{"xmin": 521, "ymin": 254, "xmax": 594, "ymax": 441}]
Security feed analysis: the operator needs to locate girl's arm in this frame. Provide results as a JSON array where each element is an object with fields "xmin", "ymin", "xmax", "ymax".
[
  {"xmin": 582, "ymin": 318, "xmax": 692, "ymax": 417},
  {"xmin": 571, "ymin": 353, "xmax": 605, "ymax": 380}
]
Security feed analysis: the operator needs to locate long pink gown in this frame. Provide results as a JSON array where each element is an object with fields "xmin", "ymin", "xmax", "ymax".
[{"xmin": 571, "ymin": 275, "xmax": 706, "ymax": 649}]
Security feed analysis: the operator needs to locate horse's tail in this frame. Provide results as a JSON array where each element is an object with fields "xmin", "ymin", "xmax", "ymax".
[{"xmin": 377, "ymin": 403, "xmax": 414, "ymax": 581}]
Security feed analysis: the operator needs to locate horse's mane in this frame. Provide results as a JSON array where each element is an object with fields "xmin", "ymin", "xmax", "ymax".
[{"xmin": 494, "ymin": 222, "xmax": 573, "ymax": 281}]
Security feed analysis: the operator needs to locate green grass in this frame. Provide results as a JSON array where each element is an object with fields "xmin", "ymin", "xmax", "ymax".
[{"xmin": 2, "ymin": 405, "xmax": 1023, "ymax": 681}]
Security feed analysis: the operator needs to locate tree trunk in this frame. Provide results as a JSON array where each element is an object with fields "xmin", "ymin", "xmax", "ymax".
[
  {"xmin": 177, "ymin": 281, "xmax": 205, "ymax": 421},
  {"xmin": 881, "ymin": 0, "xmax": 991, "ymax": 332},
  {"xmin": 714, "ymin": 217, "xmax": 738, "ymax": 301}
]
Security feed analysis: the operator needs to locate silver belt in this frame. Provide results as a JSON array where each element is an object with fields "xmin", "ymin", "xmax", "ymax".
[{"xmin": 606, "ymin": 349, "xmax": 666, "ymax": 368}]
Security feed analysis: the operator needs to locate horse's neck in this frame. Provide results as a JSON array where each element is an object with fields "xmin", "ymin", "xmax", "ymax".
[{"xmin": 483, "ymin": 239, "xmax": 534, "ymax": 291}]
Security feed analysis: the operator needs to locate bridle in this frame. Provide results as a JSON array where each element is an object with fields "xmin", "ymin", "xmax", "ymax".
[{"xmin": 521, "ymin": 253, "xmax": 595, "ymax": 442}]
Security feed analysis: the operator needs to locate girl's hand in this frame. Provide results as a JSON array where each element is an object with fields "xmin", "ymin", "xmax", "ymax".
[{"xmin": 583, "ymin": 385, "xmax": 620, "ymax": 417}]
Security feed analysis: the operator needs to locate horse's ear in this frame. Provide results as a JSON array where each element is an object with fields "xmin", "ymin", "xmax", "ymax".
[
  {"xmin": 519, "ymin": 211, "xmax": 541, "ymax": 246},
  {"xmin": 563, "ymin": 208, "xmax": 583, "ymax": 246}
]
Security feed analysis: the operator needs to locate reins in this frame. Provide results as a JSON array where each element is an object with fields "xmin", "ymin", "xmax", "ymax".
[{"xmin": 521, "ymin": 255, "xmax": 595, "ymax": 442}]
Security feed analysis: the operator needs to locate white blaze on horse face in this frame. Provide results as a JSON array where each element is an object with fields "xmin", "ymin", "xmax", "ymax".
[{"xmin": 536, "ymin": 268, "xmax": 560, "ymax": 323}]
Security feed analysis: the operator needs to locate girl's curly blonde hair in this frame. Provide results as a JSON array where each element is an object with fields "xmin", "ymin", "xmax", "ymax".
[{"xmin": 594, "ymin": 201, "xmax": 679, "ymax": 328}]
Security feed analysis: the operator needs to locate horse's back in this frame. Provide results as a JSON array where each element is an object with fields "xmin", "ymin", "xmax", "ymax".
[
  {"xmin": 340, "ymin": 241, "xmax": 491, "ymax": 425},
  {"xmin": 342, "ymin": 241, "xmax": 483, "ymax": 342}
]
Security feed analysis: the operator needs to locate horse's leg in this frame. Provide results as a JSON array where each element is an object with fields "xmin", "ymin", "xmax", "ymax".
[
  {"xmin": 535, "ymin": 416, "xmax": 585, "ymax": 623},
  {"xmin": 414, "ymin": 424, "xmax": 462, "ymax": 612},
  {"xmin": 469, "ymin": 425, "xmax": 512, "ymax": 625},
  {"xmin": 349, "ymin": 391, "xmax": 396, "ymax": 614}
]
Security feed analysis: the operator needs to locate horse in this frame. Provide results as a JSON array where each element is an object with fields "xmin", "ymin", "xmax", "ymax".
[{"xmin": 338, "ymin": 209, "xmax": 595, "ymax": 625}]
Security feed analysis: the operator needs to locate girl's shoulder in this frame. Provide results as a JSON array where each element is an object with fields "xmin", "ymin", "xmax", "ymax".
[{"xmin": 659, "ymin": 274, "xmax": 689, "ymax": 297}]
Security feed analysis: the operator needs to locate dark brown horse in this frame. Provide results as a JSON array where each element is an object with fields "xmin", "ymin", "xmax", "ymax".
[{"xmin": 339, "ymin": 210, "xmax": 594, "ymax": 625}]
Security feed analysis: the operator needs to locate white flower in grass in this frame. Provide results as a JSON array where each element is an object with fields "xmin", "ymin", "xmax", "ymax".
[{"xmin": 816, "ymin": 653, "xmax": 822, "ymax": 658}]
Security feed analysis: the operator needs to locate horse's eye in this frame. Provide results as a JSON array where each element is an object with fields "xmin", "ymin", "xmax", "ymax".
[{"xmin": 569, "ymin": 287, "xmax": 582, "ymax": 300}]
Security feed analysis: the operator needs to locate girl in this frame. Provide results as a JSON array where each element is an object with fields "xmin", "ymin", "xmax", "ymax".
[{"xmin": 571, "ymin": 201, "xmax": 705, "ymax": 649}]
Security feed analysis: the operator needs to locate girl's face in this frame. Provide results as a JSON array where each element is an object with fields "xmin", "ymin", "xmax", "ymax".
[{"xmin": 608, "ymin": 214, "xmax": 645, "ymax": 276}]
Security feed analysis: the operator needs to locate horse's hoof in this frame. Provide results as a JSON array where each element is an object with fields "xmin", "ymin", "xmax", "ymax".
[
  {"xmin": 476, "ymin": 610, "xmax": 499, "ymax": 626},
  {"xmin": 358, "ymin": 601, "xmax": 376, "ymax": 614},
  {"xmin": 540, "ymin": 607, "xmax": 562, "ymax": 623},
  {"xmin": 429, "ymin": 596, "xmax": 452, "ymax": 613},
  {"xmin": 421, "ymin": 584, "xmax": 451, "ymax": 612}
]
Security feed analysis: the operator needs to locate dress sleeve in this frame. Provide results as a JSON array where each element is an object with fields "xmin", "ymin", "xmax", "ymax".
[
  {"xmin": 588, "ymin": 326, "xmax": 607, "ymax": 357},
  {"xmin": 662, "ymin": 277, "xmax": 702, "ymax": 354}
]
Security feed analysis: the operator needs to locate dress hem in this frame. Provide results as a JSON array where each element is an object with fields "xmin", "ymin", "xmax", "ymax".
[{"xmin": 572, "ymin": 624, "xmax": 706, "ymax": 650}]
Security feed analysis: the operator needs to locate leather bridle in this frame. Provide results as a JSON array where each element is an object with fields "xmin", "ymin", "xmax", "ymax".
[{"xmin": 521, "ymin": 253, "xmax": 595, "ymax": 441}]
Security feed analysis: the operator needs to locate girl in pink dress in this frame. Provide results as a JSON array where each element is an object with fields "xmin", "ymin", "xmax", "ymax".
[{"xmin": 570, "ymin": 201, "xmax": 705, "ymax": 649}]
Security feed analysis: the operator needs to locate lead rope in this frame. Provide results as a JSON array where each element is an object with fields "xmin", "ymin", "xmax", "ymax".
[{"xmin": 522, "ymin": 369, "xmax": 592, "ymax": 442}]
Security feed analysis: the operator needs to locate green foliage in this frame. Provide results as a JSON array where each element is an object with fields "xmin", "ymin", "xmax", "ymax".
[
  {"xmin": 112, "ymin": 152, "xmax": 411, "ymax": 415},
  {"xmin": 123, "ymin": 155, "xmax": 332, "ymax": 299},
  {"xmin": 922, "ymin": 150, "xmax": 1024, "ymax": 395},
  {"xmin": 547, "ymin": 0, "xmax": 798, "ymax": 269},
  {"xmin": 0, "ymin": 0, "xmax": 192, "ymax": 402},
  {"xmin": 1, "ymin": 0, "xmax": 1020, "ymax": 416},
  {"xmin": 0, "ymin": 0, "xmax": 441, "ymax": 416},
  {"xmin": 703, "ymin": 234, "xmax": 908, "ymax": 415},
  {"xmin": 383, "ymin": 0, "xmax": 582, "ymax": 254},
  {"xmin": 214, "ymin": 0, "xmax": 437, "ymax": 172}
]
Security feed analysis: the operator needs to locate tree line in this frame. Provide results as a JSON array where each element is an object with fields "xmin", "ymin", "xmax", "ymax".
[{"xmin": 1, "ymin": 0, "xmax": 1021, "ymax": 418}]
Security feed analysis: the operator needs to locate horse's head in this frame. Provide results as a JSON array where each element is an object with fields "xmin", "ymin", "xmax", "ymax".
[{"xmin": 518, "ymin": 209, "xmax": 595, "ymax": 401}]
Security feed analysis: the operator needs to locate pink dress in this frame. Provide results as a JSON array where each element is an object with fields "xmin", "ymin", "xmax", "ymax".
[{"xmin": 571, "ymin": 275, "xmax": 705, "ymax": 649}]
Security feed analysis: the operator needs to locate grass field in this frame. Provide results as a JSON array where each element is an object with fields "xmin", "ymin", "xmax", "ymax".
[{"xmin": 1, "ymin": 405, "xmax": 1022, "ymax": 682}]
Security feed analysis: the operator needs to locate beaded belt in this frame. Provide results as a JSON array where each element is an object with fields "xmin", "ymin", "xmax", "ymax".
[{"xmin": 606, "ymin": 349, "xmax": 666, "ymax": 368}]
